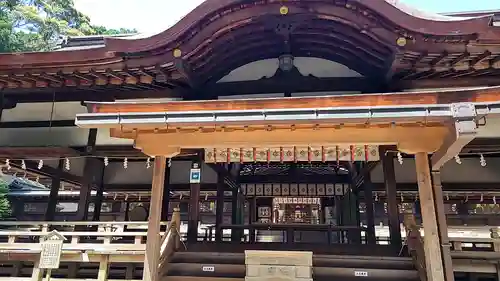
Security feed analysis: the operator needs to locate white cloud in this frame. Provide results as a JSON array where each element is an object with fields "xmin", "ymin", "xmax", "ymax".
[{"xmin": 74, "ymin": 0, "xmax": 205, "ymax": 34}]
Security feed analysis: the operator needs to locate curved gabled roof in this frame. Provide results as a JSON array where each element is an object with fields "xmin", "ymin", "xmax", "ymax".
[{"xmin": 0, "ymin": 0, "xmax": 499, "ymax": 95}]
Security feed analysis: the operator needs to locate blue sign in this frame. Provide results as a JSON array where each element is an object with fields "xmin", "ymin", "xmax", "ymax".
[{"xmin": 190, "ymin": 168, "xmax": 201, "ymax": 183}]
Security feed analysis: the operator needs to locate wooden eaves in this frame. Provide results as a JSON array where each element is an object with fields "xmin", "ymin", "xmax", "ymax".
[
  {"xmin": 75, "ymin": 87, "xmax": 500, "ymax": 160},
  {"xmin": 0, "ymin": 0, "xmax": 499, "ymax": 103}
]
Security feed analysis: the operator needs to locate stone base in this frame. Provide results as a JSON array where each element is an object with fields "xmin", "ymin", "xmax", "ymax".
[{"xmin": 245, "ymin": 250, "xmax": 313, "ymax": 281}]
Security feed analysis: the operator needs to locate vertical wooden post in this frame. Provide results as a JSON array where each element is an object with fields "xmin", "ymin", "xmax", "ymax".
[
  {"xmin": 215, "ymin": 166, "xmax": 225, "ymax": 242},
  {"xmin": 431, "ymin": 171, "xmax": 454, "ymax": 281},
  {"xmin": 45, "ymin": 159, "xmax": 63, "ymax": 221},
  {"xmin": 76, "ymin": 128, "xmax": 98, "ymax": 220},
  {"xmin": 231, "ymin": 184, "xmax": 239, "ymax": 242},
  {"xmin": 187, "ymin": 160, "xmax": 201, "ymax": 243},
  {"xmin": 143, "ymin": 156, "xmax": 167, "ymax": 281},
  {"xmin": 364, "ymin": 172, "xmax": 376, "ymax": 245},
  {"xmin": 415, "ymin": 152, "xmax": 445, "ymax": 281},
  {"xmin": 30, "ymin": 260, "xmax": 44, "ymax": 281},
  {"xmin": 161, "ymin": 163, "xmax": 171, "ymax": 221},
  {"xmin": 92, "ymin": 163, "xmax": 106, "ymax": 221},
  {"xmin": 380, "ymin": 146, "xmax": 402, "ymax": 249}
]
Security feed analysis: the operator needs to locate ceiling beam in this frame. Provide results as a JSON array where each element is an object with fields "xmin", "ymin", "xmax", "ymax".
[
  {"xmin": 9, "ymin": 160, "xmax": 81, "ymax": 186},
  {"xmin": 4, "ymin": 88, "xmax": 183, "ymax": 103},
  {"xmin": 204, "ymin": 76, "xmax": 386, "ymax": 97}
]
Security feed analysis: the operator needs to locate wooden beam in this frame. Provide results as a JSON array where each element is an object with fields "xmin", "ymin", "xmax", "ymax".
[
  {"xmin": 5, "ymin": 88, "xmax": 182, "ymax": 104},
  {"xmin": 415, "ymin": 152, "xmax": 445, "ymax": 281},
  {"xmin": 205, "ymin": 77, "xmax": 385, "ymax": 97},
  {"xmin": 0, "ymin": 120, "xmax": 75, "ymax": 128},
  {"xmin": 93, "ymin": 86, "xmax": 500, "ymax": 114},
  {"xmin": 10, "ymin": 160, "xmax": 81, "ymax": 186},
  {"xmin": 143, "ymin": 156, "xmax": 167, "ymax": 281}
]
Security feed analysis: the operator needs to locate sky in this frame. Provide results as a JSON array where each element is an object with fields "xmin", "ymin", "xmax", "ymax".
[{"xmin": 74, "ymin": 0, "xmax": 499, "ymax": 34}]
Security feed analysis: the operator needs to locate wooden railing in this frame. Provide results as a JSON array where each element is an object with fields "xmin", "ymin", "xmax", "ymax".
[
  {"xmin": 0, "ymin": 210, "xmax": 183, "ymax": 281},
  {"xmin": 403, "ymin": 213, "xmax": 427, "ymax": 281},
  {"xmin": 159, "ymin": 208, "xmax": 181, "ymax": 275}
]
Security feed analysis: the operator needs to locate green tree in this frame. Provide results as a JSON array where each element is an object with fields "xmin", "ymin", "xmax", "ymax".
[
  {"xmin": 0, "ymin": 179, "xmax": 11, "ymax": 220},
  {"xmin": 0, "ymin": 0, "xmax": 137, "ymax": 52}
]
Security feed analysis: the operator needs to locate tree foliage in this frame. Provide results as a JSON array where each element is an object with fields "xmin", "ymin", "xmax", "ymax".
[
  {"xmin": 0, "ymin": 179, "xmax": 11, "ymax": 220},
  {"xmin": 0, "ymin": 0, "xmax": 137, "ymax": 52}
]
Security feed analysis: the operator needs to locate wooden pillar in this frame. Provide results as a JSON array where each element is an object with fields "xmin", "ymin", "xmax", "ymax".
[
  {"xmin": 231, "ymin": 185, "xmax": 239, "ymax": 242},
  {"xmin": 76, "ymin": 128, "xmax": 98, "ymax": 220},
  {"xmin": 431, "ymin": 171, "xmax": 454, "ymax": 281},
  {"xmin": 415, "ymin": 152, "xmax": 445, "ymax": 281},
  {"xmin": 143, "ymin": 156, "xmax": 167, "ymax": 281},
  {"xmin": 380, "ymin": 146, "xmax": 402, "ymax": 249},
  {"xmin": 30, "ymin": 260, "xmax": 44, "ymax": 281},
  {"xmin": 45, "ymin": 159, "xmax": 63, "ymax": 221},
  {"xmin": 0, "ymin": 93, "xmax": 4, "ymax": 123},
  {"xmin": 161, "ymin": 162, "xmax": 171, "ymax": 221},
  {"xmin": 187, "ymin": 161, "xmax": 201, "ymax": 243},
  {"xmin": 215, "ymin": 166, "xmax": 225, "ymax": 242},
  {"xmin": 364, "ymin": 172, "xmax": 376, "ymax": 245},
  {"xmin": 92, "ymin": 163, "xmax": 106, "ymax": 221},
  {"xmin": 249, "ymin": 197, "xmax": 256, "ymax": 224}
]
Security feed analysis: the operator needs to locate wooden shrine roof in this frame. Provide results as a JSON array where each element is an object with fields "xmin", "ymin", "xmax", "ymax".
[{"xmin": 0, "ymin": 0, "xmax": 499, "ymax": 100}]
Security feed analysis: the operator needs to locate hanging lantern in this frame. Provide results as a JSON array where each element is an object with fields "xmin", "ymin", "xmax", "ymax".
[
  {"xmin": 104, "ymin": 156, "xmax": 109, "ymax": 167},
  {"xmin": 123, "ymin": 158, "xmax": 128, "ymax": 169},
  {"xmin": 38, "ymin": 160, "xmax": 43, "ymax": 170}
]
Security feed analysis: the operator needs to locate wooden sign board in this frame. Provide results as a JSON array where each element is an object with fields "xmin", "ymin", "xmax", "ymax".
[{"xmin": 39, "ymin": 230, "xmax": 66, "ymax": 269}]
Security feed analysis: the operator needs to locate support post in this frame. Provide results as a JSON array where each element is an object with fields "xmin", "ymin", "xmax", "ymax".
[
  {"xmin": 92, "ymin": 163, "xmax": 106, "ymax": 221},
  {"xmin": 76, "ymin": 128, "xmax": 99, "ymax": 220},
  {"xmin": 98, "ymin": 255, "xmax": 109, "ymax": 281},
  {"xmin": 0, "ymin": 93, "xmax": 4, "ymax": 123},
  {"xmin": 431, "ymin": 171, "xmax": 454, "ymax": 281},
  {"xmin": 215, "ymin": 166, "xmax": 225, "ymax": 242},
  {"xmin": 187, "ymin": 161, "xmax": 201, "ymax": 243},
  {"xmin": 415, "ymin": 152, "xmax": 445, "ymax": 281},
  {"xmin": 380, "ymin": 146, "xmax": 402, "ymax": 249},
  {"xmin": 161, "ymin": 162, "xmax": 171, "ymax": 221},
  {"xmin": 30, "ymin": 260, "xmax": 44, "ymax": 281},
  {"xmin": 143, "ymin": 156, "xmax": 167, "ymax": 281},
  {"xmin": 231, "ymin": 184, "xmax": 239, "ymax": 242},
  {"xmin": 45, "ymin": 159, "xmax": 63, "ymax": 221},
  {"xmin": 364, "ymin": 171, "xmax": 376, "ymax": 245}
]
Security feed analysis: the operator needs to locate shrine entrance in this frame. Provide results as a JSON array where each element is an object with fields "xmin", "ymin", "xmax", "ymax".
[{"xmin": 272, "ymin": 197, "xmax": 322, "ymax": 225}]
